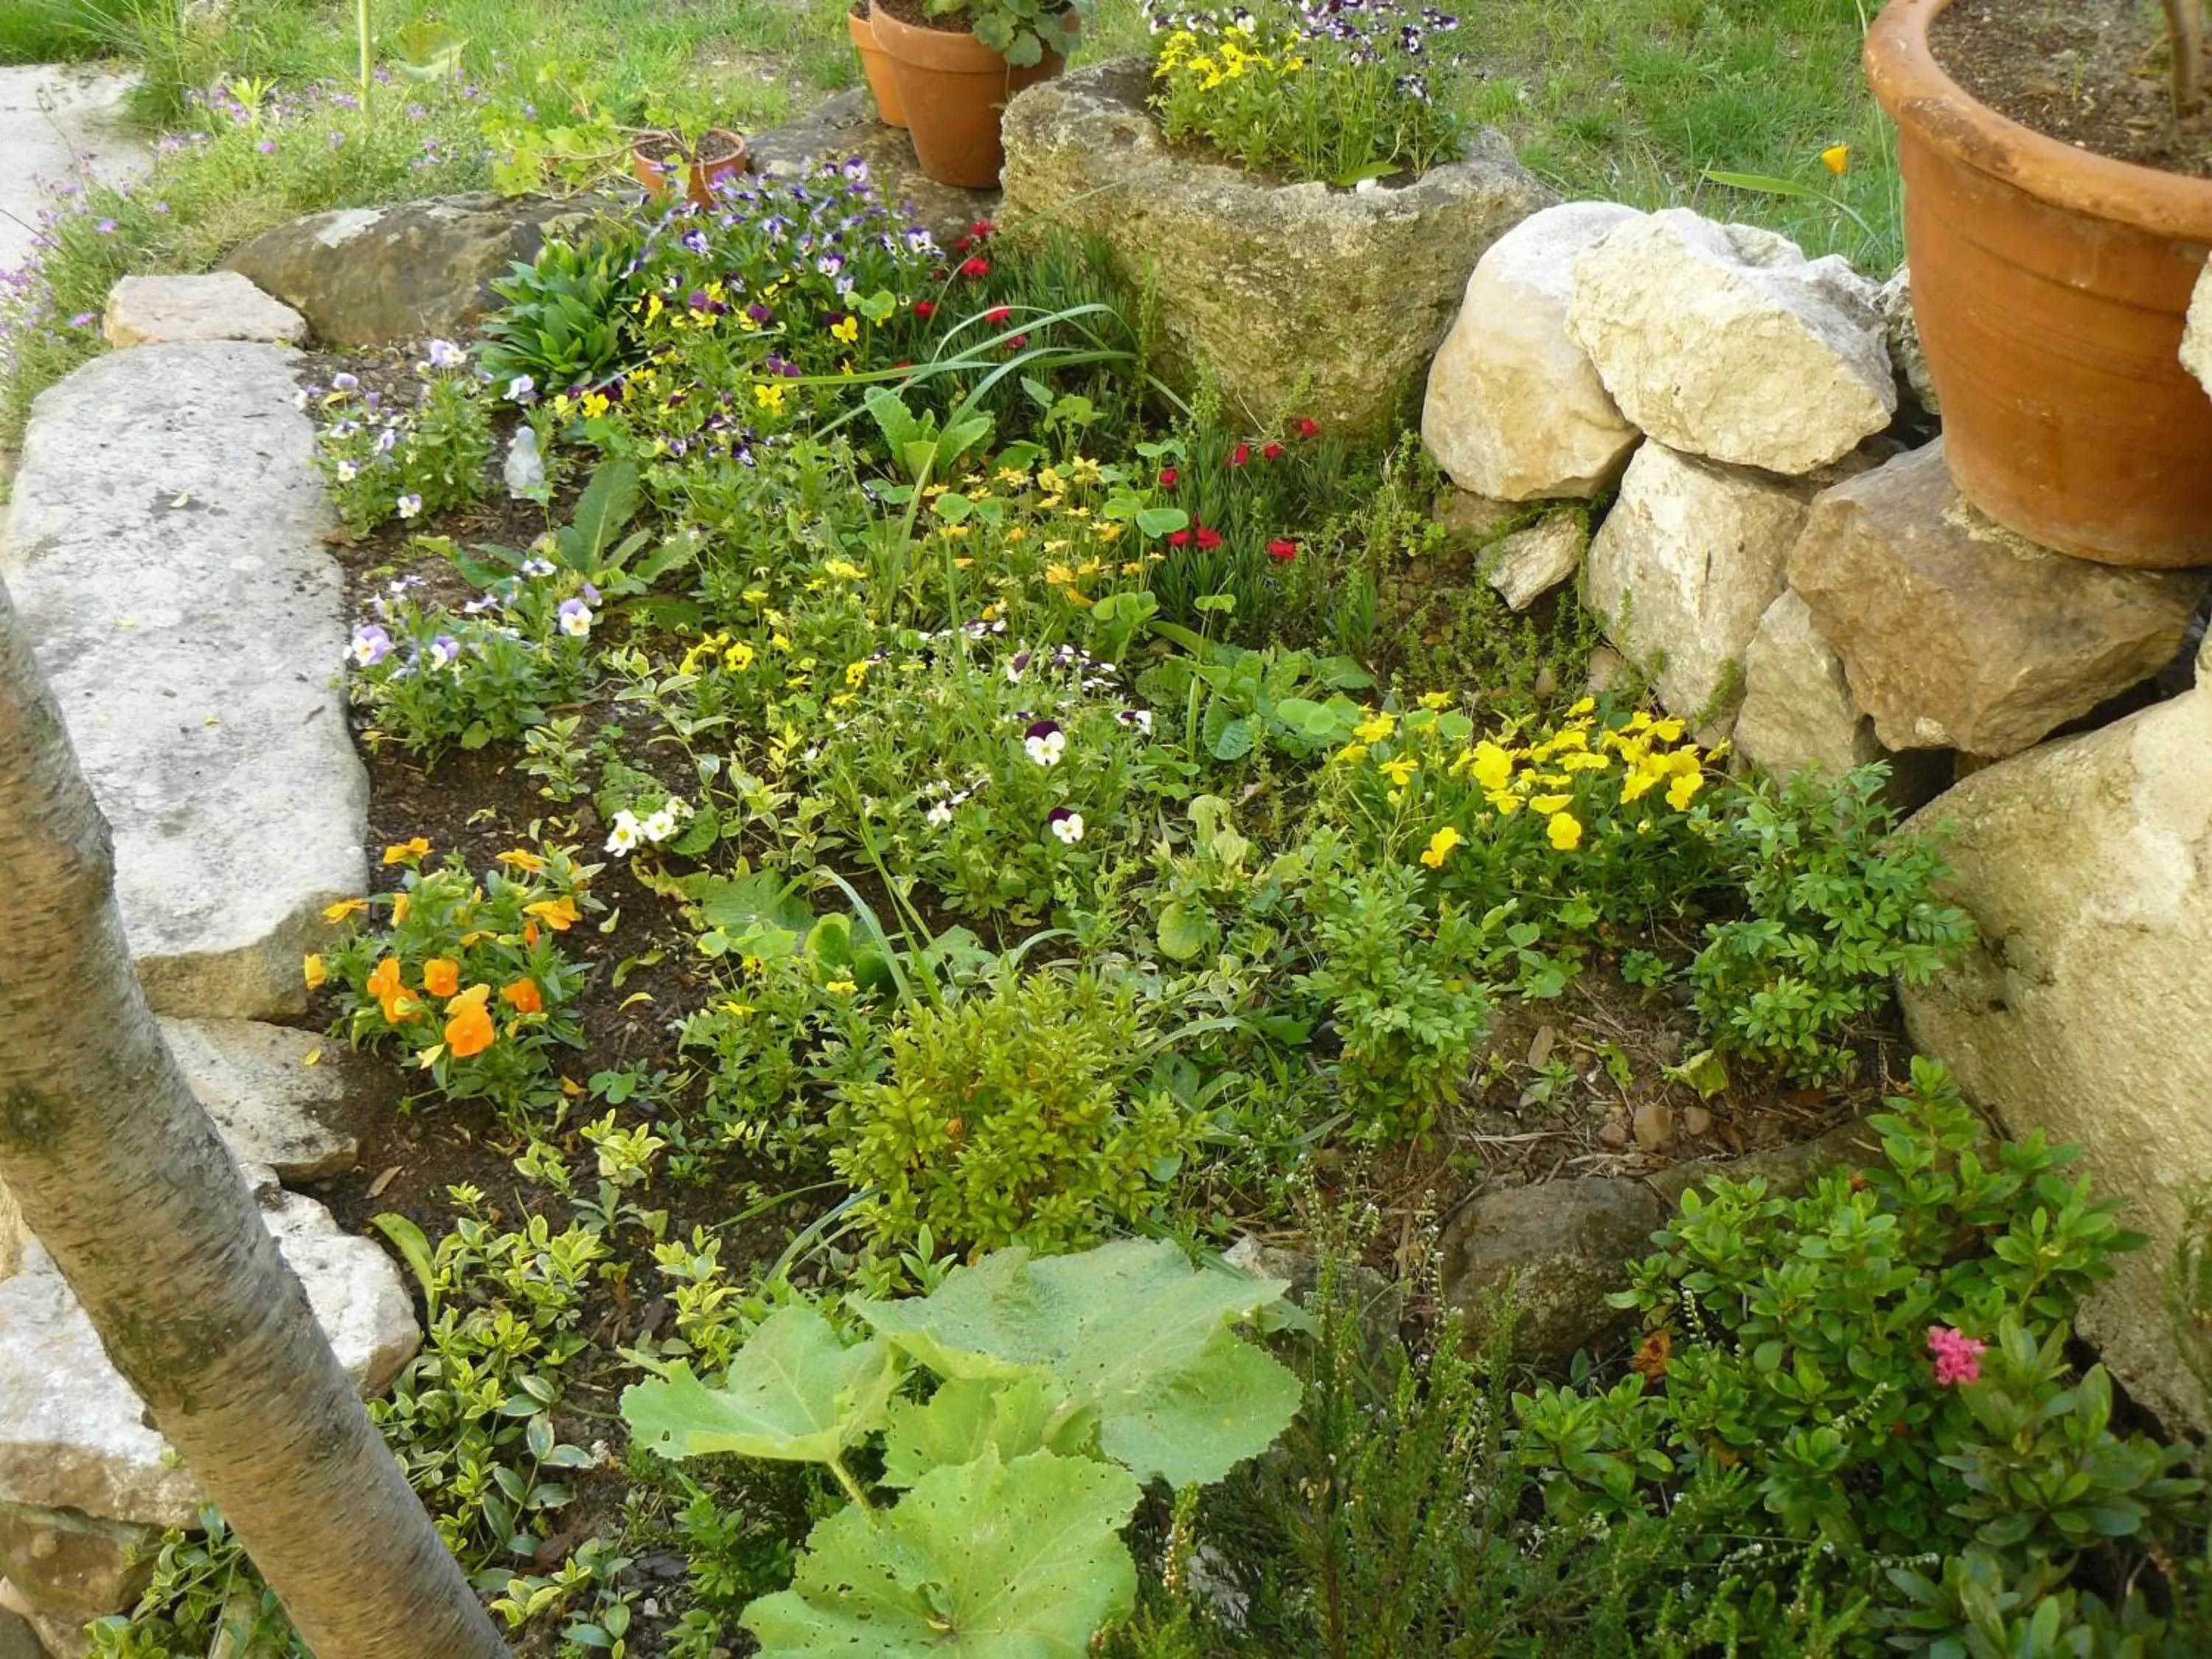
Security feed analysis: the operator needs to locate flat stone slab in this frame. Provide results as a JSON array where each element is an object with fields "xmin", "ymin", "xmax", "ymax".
[
  {"xmin": 159, "ymin": 1018, "xmax": 361, "ymax": 1181},
  {"xmin": 0, "ymin": 1177, "xmax": 419, "ymax": 1531},
  {"xmin": 0, "ymin": 66, "xmax": 149, "ymax": 279},
  {"xmin": 104, "ymin": 272, "xmax": 306, "ymax": 349},
  {"xmin": 1, "ymin": 341, "xmax": 368, "ymax": 1020}
]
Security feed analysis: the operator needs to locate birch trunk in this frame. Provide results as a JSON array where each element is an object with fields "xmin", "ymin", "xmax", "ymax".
[{"xmin": 0, "ymin": 573, "xmax": 506, "ymax": 1659}]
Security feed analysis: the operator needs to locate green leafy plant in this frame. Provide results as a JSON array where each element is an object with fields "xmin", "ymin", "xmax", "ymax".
[
  {"xmin": 479, "ymin": 223, "xmax": 644, "ymax": 393},
  {"xmin": 1512, "ymin": 1060, "xmax": 2198, "ymax": 1647},
  {"xmin": 1691, "ymin": 764, "xmax": 1975, "ymax": 1082},
  {"xmin": 918, "ymin": 0, "xmax": 1083, "ymax": 69},
  {"xmin": 622, "ymin": 1239, "xmax": 1302, "ymax": 1657},
  {"xmin": 830, "ymin": 970, "xmax": 1197, "ymax": 1258},
  {"xmin": 1291, "ymin": 863, "xmax": 1495, "ymax": 1141}
]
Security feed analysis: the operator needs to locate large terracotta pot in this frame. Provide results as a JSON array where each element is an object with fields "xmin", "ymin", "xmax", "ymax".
[
  {"xmin": 869, "ymin": 4, "xmax": 1068, "ymax": 189},
  {"xmin": 849, "ymin": 4, "xmax": 908, "ymax": 129},
  {"xmin": 1865, "ymin": 0, "xmax": 2212, "ymax": 568}
]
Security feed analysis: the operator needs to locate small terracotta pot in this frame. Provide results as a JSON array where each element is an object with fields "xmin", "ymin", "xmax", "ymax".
[
  {"xmin": 1866, "ymin": 0, "xmax": 2212, "ymax": 568},
  {"xmin": 630, "ymin": 128, "xmax": 750, "ymax": 210},
  {"xmin": 869, "ymin": 4, "xmax": 1069, "ymax": 189},
  {"xmin": 849, "ymin": 4, "xmax": 908, "ymax": 128}
]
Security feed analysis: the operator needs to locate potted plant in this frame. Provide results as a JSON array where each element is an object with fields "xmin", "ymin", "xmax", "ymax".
[
  {"xmin": 1865, "ymin": 0, "xmax": 2212, "ymax": 568},
  {"xmin": 849, "ymin": 3, "xmax": 908, "ymax": 128},
  {"xmin": 629, "ymin": 126, "xmax": 750, "ymax": 209},
  {"xmin": 869, "ymin": 0, "xmax": 1081, "ymax": 189}
]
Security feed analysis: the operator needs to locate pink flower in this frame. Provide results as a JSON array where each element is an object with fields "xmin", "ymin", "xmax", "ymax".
[
  {"xmin": 1928, "ymin": 1325, "xmax": 1986, "ymax": 1388},
  {"xmin": 1158, "ymin": 467, "xmax": 1178, "ymax": 489},
  {"xmin": 1194, "ymin": 525, "xmax": 1223, "ymax": 552},
  {"xmin": 959, "ymin": 256, "xmax": 990, "ymax": 279},
  {"xmin": 984, "ymin": 305, "xmax": 1012, "ymax": 324},
  {"xmin": 1262, "ymin": 441, "xmax": 1286, "ymax": 460},
  {"xmin": 1229, "ymin": 443, "xmax": 1251, "ymax": 467}
]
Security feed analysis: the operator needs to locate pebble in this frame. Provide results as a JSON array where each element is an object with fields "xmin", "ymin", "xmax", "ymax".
[
  {"xmin": 1683, "ymin": 1104, "xmax": 1713, "ymax": 1138},
  {"xmin": 1632, "ymin": 1100, "xmax": 1674, "ymax": 1152}
]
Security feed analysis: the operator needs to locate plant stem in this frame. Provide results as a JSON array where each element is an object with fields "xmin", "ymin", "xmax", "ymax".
[
  {"xmin": 826, "ymin": 1452, "xmax": 876, "ymax": 1517},
  {"xmin": 2166, "ymin": 0, "xmax": 2205, "ymax": 114},
  {"xmin": 356, "ymin": 0, "xmax": 372, "ymax": 101}
]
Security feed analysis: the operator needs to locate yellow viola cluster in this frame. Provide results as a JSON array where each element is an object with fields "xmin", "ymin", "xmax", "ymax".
[
  {"xmin": 1157, "ymin": 27, "xmax": 1302, "ymax": 94},
  {"xmin": 1338, "ymin": 699, "xmax": 1711, "ymax": 871},
  {"xmin": 677, "ymin": 631, "xmax": 759, "ymax": 677}
]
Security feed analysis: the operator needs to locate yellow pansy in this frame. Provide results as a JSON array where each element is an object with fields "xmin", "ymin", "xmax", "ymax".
[
  {"xmin": 1353, "ymin": 712, "xmax": 1397, "ymax": 745},
  {"xmin": 1468, "ymin": 740, "xmax": 1514, "ymax": 793},
  {"xmin": 1666, "ymin": 771, "xmax": 1705, "ymax": 810},
  {"xmin": 1418, "ymin": 691, "xmax": 1455, "ymax": 711},
  {"xmin": 1547, "ymin": 811, "xmax": 1584, "ymax": 852},
  {"xmin": 1530, "ymin": 793, "xmax": 1574, "ymax": 815},
  {"xmin": 1380, "ymin": 757, "xmax": 1418, "ymax": 787},
  {"xmin": 383, "ymin": 837, "xmax": 431, "ymax": 866},
  {"xmin": 1420, "ymin": 826, "xmax": 1463, "ymax": 869},
  {"xmin": 302, "ymin": 953, "xmax": 327, "ymax": 990}
]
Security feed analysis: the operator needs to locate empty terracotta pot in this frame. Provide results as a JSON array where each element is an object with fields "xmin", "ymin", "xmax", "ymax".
[
  {"xmin": 869, "ymin": 4, "xmax": 1068, "ymax": 189},
  {"xmin": 1865, "ymin": 0, "xmax": 2212, "ymax": 568},
  {"xmin": 630, "ymin": 129, "xmax": 750, "ymax": 210},
  {"xmin": 849, "ymin": 4, "xmax": 908, "ymax": 128}
]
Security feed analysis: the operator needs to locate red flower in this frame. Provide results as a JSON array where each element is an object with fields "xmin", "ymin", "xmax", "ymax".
[
  {"xmin": 1262, "ymin": 441, "xmax": 1285, "ymax": 460},
  {"xmin": 959, "ymin": 256, "xmax": 990, "ymax": 279},
  {"xmin": 1004, "ymin": 333, "xmax": 1029, "ymax": 349},
  {"xmin": 970, "ymin": 219, "xmax": 997, "ymax": 238},
  {"xmin": 1295, "ymin": 417, "xmax": 1321, "ymax": 439},
  {"xmin": 952, "ymin": 234, "xmax": 973, "ymax": 254},
  {"xmin": 1195, "ymin": 525, "xmax": 1224, "ymax": 551},
  {"xmin": 914, "ymin": 299, "xmax": 936, "ymax": 319},
  {"xmin": 1158, "ymin": 467, "xmax": 1178, "ymax": 489},
  {"xmin": 1267, "ymin": 538, "xmax": 1297, "ymax": 561},
  {"xmin": 1168, "ymin": 529, "xmax": 1192, "ymax": 548},
  {"xmin": 984, "ymin": 305, "xmax": 1012, "ymax": 324},
  {"xmin": 1230, "ymin": 443, "xmax": 1251, "ymax": 467}
]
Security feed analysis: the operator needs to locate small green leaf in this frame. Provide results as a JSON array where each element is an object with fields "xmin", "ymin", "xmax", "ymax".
[{"xmin": 369, "ymin": 1212, "xmax": 440, "ymax": 1319}]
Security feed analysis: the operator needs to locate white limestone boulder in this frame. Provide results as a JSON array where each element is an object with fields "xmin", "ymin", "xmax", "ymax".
[
  {"xmin": 0, "ymin": 342, "xmax": 368, "ymax": 1020},
  {"xmin": 1583, "ymin": 442, "xmax": 1818, "ymax": 738},
  {"xmin": 102, "ymin": 273, "xmax": 305, "ymax": 349},
  {"xmin": 2184, "ymin": 262, "xmax": 2211, "ymax": 401},
  {"xmin": 1902, "ymin": 644, "xmax": 2212, "ymax": 1433},
  {"xmin": 1567, "ymin": 209, "xmax": 1894, "ymax": 475},
  {"xmin": 1422, "ymin": 201, "xmax": 1644, "ymax": 500}
]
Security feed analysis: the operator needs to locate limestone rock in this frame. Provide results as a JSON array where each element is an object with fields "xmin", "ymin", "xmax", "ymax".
[
  {"xmin": 0, "ymin": 1503, "xmax": 156, "ymax": 1638},
  {"xmin": 1900, "ymin": 666, "xmax": 2212, "ymax": 1432},
  {"xmin": 1877, "ymin": 265, "xmax": 1939, "ymax": 417},
  {"xmin": 1440, "ymin": 1177, "xmax": 1664, "ymax": 1364},
  {"xmin": 1, "ymin": 343, "xmax": 369, "ymax": 1020},
  {"xmin": 2185, "ymin": 262, "xmax": 2211, "ymax": 402},
  {"xmin": 1434, "ymin": 488, "xmax": 1520, "ymax": 544},
  {"xmin": 1001, "ymin": 60, "xmax": 1549, "ymax": 439},
  {"xmin": 102, "ymin": 273, "xmax": 304, "ymax": 349},
  {"xmin": 1421, "ymin": 201, "xmax": 1643, "ymax": 500},
  {"xmin": 1567, "ymin": 209, "xmax": 1894, "ymax": 474},
  {"xmin": 1484, "ymin": 512, "xmax": 1586, "ymax": 611},
  {"xmin": 0, "ymin": 66, "xmax": 148, "ymax": 279},
  {"xmin": 158, "ymin": 1019, "xmax": 361, "ymax": 1182},
  {"xmin": 224, "ymin": 192, "xmax": 606, "ymax": 346},
  {"xmin": 1790, "ymin": 441, "xmax": 2207, "ymax": 757},
  {"xmin": 1583, "ymin": 442, "xmax": 1818, "ymax": 737},
  {"xmin": 0, "ymin": 1189, "xmax": 418, "ymax": 1531},
  {"xmin": 747, "ymin": 88, "xmax": 995, "ymax": 248},
  {"xmin": 1735, "ymin": 591, "xmax": 1881, "ymax": 781}
]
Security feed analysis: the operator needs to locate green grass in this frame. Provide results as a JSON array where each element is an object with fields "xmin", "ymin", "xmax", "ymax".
[
  {"xmin": 0, "ymin": 0, "xmax": 140, "ymax": 63},
  {"xmin": 1087, "ymin": 0, "xmax": 1900, "ymax": 268}
]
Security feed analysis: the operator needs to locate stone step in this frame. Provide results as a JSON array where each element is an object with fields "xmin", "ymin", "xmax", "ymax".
[
  {"xmin": 0, "ymin": 341, "xmax": 368, "ymax": 1020},
  {"xmin": 160, "ymin": 1018, "xmax": 361, "ymax": 1183}
]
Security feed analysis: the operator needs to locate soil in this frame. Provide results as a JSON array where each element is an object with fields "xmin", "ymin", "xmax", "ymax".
[
  {"xmin": 631, "ymin": 128, "xmax": 748, "ymax": 170},
  {"xmin": 870, "ymin": 0, "xmax": 1000, "ymax": 36},
  {"xmin": 1930, "ymin": 0, "xmax": 2212, "ymax": 178}
]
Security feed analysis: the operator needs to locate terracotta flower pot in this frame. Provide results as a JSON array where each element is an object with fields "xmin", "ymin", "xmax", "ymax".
[
  {"xmin": 1865, "ymin": 0, "xmax": 2212, "ymax": 568},
  {"xmin": 630, "ymin": 128, "xmax": 750, "ymax": 210},
  {"xmin": 849, "ymin": 4, "xmax": 908, "ymax": 128},
  {"xmin": 869, "ymin": 4, "xmax": 1069, "ymax": 190}
]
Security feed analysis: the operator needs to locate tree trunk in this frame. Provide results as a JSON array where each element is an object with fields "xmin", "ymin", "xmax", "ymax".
[{"xmin": 0, "ymin": 573, "xmax": 507, "ymax": 1659}]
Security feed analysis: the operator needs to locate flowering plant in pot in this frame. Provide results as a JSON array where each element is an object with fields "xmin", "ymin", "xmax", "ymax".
[
  {"xmin": 628, "ymin": 125, "xmax": 750, "ymax": 209},
  {"xmin": 1145, "ymin": 0, "xmax": 1464, "ymax": 187},
  {"xmin": 869, "ymin": 0, "xmax": 1086, "ymax": 188},
  {"xmin": 1865, "ymin": 0, "xmax": 2212, "ymax": 568}
]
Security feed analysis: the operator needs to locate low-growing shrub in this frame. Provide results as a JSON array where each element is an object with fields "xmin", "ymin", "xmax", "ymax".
[{"xmin": 830, "ymin": 970, "xmax": 1196, "ymax": 1257}]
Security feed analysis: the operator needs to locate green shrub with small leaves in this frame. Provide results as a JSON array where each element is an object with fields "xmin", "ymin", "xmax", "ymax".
[
  {"xmin": 830, "ymin": 970, "xmax": 1197, "ymax": 1259},
  {"xmin": 1691, "ymin": 764, "xmax": 1974, "ymax": 1082}
]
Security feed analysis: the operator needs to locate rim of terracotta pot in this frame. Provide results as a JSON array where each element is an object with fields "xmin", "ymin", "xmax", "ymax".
[
  {"xmin": 1865, "ymin": 0, "xmax": 2212, "ymax": 242},
  {"xmin": 869, "ymin": 4, "xmax": 1072, "ymax": 71}
]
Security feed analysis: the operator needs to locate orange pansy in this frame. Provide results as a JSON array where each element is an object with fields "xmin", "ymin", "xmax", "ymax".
[
  {"xmin": 523, "ymin": 895, "xmax": 580, "ymax": 932},
  {"xmin": 443, "ymin": 984, "xmax": 496, "ymax": 1058},
  {"xmin": 422, "ymin": 957, "xmax": 461, "ymax": 998},
  {"xmin": 501, "ymin": 978, "xmax": 544, "ymax": 1014}
]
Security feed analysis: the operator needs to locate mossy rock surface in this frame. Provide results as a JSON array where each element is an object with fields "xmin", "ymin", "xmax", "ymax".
[{"xmin": 999, "ymin": 59, "xmax": 1549, "ymax": 440}]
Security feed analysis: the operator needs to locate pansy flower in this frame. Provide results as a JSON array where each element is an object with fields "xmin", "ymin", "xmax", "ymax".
[
  {"xmin": 1048, "ymin": 807, "xmax": 1085, "ymax": 844},
  {"xmin": 557, "ymin": 597, "xmax": 594, "ymax": 638},
  {"xmin": 1023, "ymin": 719, "xmax": 1066, "ymax": 767}
]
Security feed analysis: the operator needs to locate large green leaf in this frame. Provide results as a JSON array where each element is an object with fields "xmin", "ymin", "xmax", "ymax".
[
  {"xmin": 853, "ymin": 1239, "xmax": 1300, "ymax": 1487},
  {"xmin": 879, "ymin": 1372, "xmax": 1101, "ymax": 1489},
  {"xmin": 743, "ymin": 1446, "xmax": 1139, "ymax": 1658},
  {"xmin": 621, "ymin": 1305, "xmax": 897, "ymax": 1464}
]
